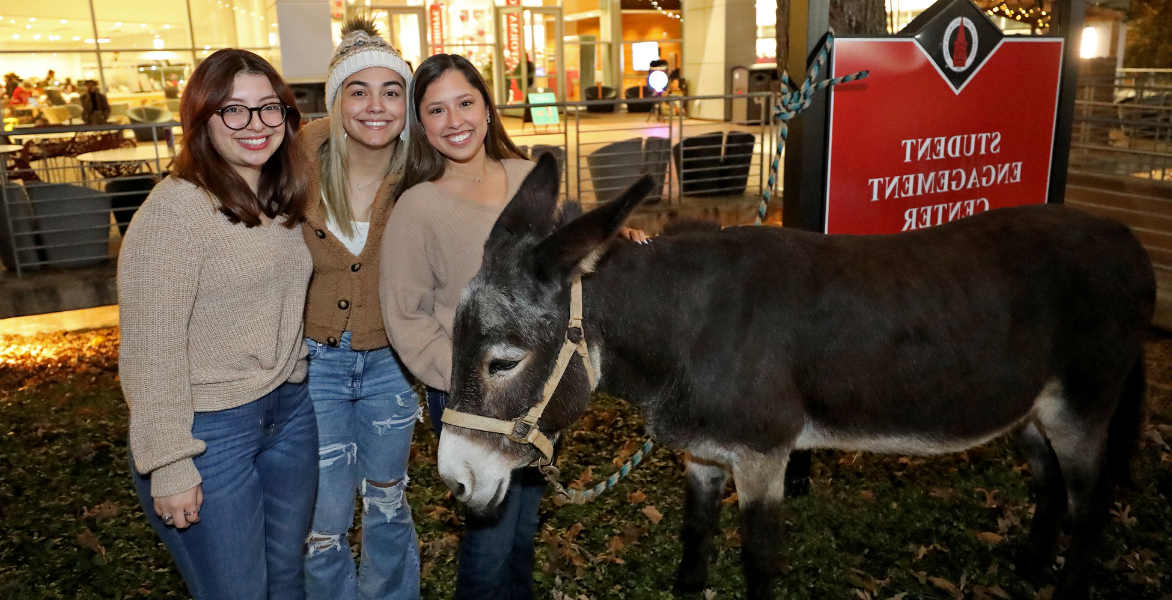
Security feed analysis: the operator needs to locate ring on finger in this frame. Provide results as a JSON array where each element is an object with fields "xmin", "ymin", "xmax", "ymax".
[
  {"xmin": 162, "ymin": 515, "xmax": 174, "ymax": 525},
  {"xmin": 184, "ymin": 511, "xmax": 197, "ymax": 517}
]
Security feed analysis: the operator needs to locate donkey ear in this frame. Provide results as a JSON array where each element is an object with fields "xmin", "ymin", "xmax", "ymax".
[
  {"xmin": 488, "ymin": 153, "xmax": 561, "ymax": 240},
  {"xmin": 533, "ymin": 175, "xmax": 654, "ymax": 281}
]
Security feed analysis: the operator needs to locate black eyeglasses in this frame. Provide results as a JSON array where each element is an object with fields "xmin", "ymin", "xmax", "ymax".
[{"xmin": 216, "ymin": 103, "xmax": 288, "ymax": 130}]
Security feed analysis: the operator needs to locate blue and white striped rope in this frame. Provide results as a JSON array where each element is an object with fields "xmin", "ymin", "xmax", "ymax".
[
  {"xmin": 542, "ymin": 439, "xmax": 655, "ymax": 504},
  {"xmin": 756, "ymin": 29, "xmax": 870, "ymax": 225}
]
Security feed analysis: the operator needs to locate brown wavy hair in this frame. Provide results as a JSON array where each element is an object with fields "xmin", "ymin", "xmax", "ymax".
[
  {"xmin": 172, "ymin": 49, "xmax": 308, "ymax": 228},
  {"xmin": 394, "ymin": 54, "xmax": 527, "ymax": 199}
]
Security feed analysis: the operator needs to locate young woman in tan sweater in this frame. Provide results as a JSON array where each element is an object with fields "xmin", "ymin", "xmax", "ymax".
[
  {"xmin": 298, "ymin": 19, "xmax": 421, "ymax": 600},
  {"xmin": 118, "ymin": 49, "xmax": 316, "ymax": 600},
  {"xmin": 381, "ymin": 54, "xmax": 645, "ymax": 599}
]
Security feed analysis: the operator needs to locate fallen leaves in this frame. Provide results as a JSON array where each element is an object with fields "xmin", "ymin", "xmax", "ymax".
[
  {"xmin": 76, "ymin": 529, "xmax": 105, "ymax": 557},
  {"xmin": 626, "ymin": 490, "xmax": 647, "ymax": 504},
  {"xmin": 1111, "ymin": 503, "xmax": 1138, "ymax": 527},
  {"xmin": 80, "ymin": 501, "xmax": 122, "ymax": 521},
  {"xmin": 640, "ymin": 505, "xmax": 663, "ymax": 524},
  {"xmin": 975, "ymin": 531, "xmax": 1004, "ymax": 545}
]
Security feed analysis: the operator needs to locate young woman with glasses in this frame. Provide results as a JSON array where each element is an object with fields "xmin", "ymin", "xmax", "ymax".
[
  {"xmin": 380, "ymin": 53, "xmax": 646, "ymax": 599},
  {"xmin": 297, "ymin": 19, "xmax": 421, "ymax": 600},
  {"xmin": 118, "ymin": 49, "xmax": 317, "ymax": 600}
]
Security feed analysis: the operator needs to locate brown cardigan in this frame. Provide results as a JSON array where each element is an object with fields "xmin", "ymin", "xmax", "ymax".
[{"xmin": 300, "ymin": 117, "xmax": 399, "ymax": 350}]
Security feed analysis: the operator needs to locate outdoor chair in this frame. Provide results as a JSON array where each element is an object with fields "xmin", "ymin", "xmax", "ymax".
[
  {"xmin": 127, "ymin": 106, "xmax": 175, "ymax": 144},
  {"xmin": 672, "ymin": 132, "xmax": 726, "ymax": 196},
  {"xmin": 529, "ymin": 145, "xmax": 566, "ymax": 175},
  {"xmin": 586, "ymin": 137, "xmax": 670, "ymax": 203},
  {"xmin": 583, "ymin": 86, "xmax": 618, "ymax": 113},
  {"xmin": 0, "ymin": 183, "xmax": 44, "ymax": 270},
  {"xmin": 64, "ymin": 104, "xmax": 84, "ymax": 124},
  {"xmin": 23, "ymin": 182, "xmax": 112, "ymax": 267},
  {"xmin": 108, "ymin": 102, "xmax": 131, "ymax": 124},
  {"xmin": 624, "ymin": 86, "xmax": 659, "ymax": 113},
  {"xmin": 719, "ymin": 132, "xmax": 756, "ymax": 195},
  {"xmin": 106, "ymin": 174, "xmax": 159, "ymax": 235}
]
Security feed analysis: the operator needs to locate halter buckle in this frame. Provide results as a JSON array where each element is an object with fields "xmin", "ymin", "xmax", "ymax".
[{"xmin": 507, "ymin": 418, "xmax": 538, "ymax": 444}]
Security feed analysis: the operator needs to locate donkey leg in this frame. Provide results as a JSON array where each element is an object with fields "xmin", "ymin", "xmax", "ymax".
[
  {"xmin": 1040, "ymin": 408, "xmax": 1113, "ymax": 600},
  {"xmin": 1019, "ymin": 420, "xmax": 1067, "ymax": 575},
  {"xmin": 732, "ymin": 454, "xmax": 790, "ymax": 600},
  {"xmin": 674, "ymin": 454, "xmax": 731, "ymax": 594}
]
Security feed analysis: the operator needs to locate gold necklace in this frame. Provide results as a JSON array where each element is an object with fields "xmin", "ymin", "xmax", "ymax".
[
  {"xmin": 447, "ymin": 162, "xmax": 489, "ymax": 184},
  {"xmin": 351, "ymin": 170, "xmax": 387, "ymax": 191}
]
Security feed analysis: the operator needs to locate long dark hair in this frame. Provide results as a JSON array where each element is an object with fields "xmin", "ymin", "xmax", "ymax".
[
  {"xmin": 394, "ymin": 54, "xmax": 526, "ymax": 199},
  {"xmin": 172, "ymin": 49, "xmax": 308, "ymax": 228}
]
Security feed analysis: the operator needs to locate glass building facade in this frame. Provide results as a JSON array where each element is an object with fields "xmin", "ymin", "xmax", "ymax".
[{"xmin": 0, "ymin": 0, "xmax": 279, "ymax": 107}]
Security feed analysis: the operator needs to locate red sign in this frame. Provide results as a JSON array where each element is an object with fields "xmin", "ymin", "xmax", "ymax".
[
  {"xmin": 505, "ymin": 0, "xmax": 521, "ymax": 71},
  {"xmin": 824, "ymin": 36, "xmax": 1063, "ymax": 235},
  {"xmin": 429, "ymin": 2, "xmax": 445, "ymax": 55}
]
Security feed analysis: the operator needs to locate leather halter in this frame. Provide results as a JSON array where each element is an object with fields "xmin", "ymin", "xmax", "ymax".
[{"xmin": 440, "ymin": 275, "xmax": 597, "ymax": 466}]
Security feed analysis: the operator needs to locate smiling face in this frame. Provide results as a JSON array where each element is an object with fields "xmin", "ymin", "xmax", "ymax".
[
  {"xmin": 208, "ymin": 72, "xmax": 285, "ymax": 189},
  {"xmin": 339, "ymin": 66, "xmax": 407, "ymax": 150},
  {"xmin": 419, "ymin": 69, "xmax": 489, "ymax": 164}
]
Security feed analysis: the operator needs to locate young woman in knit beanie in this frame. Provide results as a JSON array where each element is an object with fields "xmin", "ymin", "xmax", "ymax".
[
  {"xmin": 118, "ymin": 49, "xmax": 316, "ymax": 599},
  {"xmin": 381, "ymin": 53, "xmax": 647, "ymax": 599},
  {"xmin": 299, "ymin": 18, "xmax": 421, "ymax": 600}
]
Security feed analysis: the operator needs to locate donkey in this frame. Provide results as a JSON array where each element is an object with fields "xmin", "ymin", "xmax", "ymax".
[{"xmin": 437, "ymin": 154, "xmax": 1155, "ymax": 600}]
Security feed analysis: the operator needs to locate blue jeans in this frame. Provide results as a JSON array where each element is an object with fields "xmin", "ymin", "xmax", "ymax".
[
  {"xmin": 305, "ymin": 333, "xmax": 421, "ymax": 600},
  {"xmin": 428, "ymin": 390, "xmax": 546, "ymax": 600},
  {"xmin": 132, "ymin": 381, "xmax": 318, "ymax": 600}
]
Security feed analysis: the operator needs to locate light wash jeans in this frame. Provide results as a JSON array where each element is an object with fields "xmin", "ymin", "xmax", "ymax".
[
  {"xmin": 304, "ymin": 333, "xmax": 421, "ymax": 600},
  {"xmin": 131, "ymin": 381, "xmax": 319, "ymax": 600}
]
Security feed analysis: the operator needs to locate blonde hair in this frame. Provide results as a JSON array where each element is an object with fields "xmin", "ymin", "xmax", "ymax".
[{"xmin": 318, "ymin": 93, "xmax": 409, "ymax": 237}]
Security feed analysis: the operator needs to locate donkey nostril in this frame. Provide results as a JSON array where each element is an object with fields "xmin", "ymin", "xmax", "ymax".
[{"xmin": 455, "ymin": 483, "xmax": 467, "ymax": 499}]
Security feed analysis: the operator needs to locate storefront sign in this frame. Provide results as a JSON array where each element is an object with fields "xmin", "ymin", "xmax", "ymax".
[
  {"xmin": 528, "ymin": 92, "xmax": 559, "ymax": 126},
  {"xmin": 505, "ymin": 0, "xmax": 522, "ymax": 72},
  {"xmin": 824, "ymin": 0, "xmax": 1063, "ymax": 235},
  {"xmin": 429, "ymin": 2, "xmax": 445, "ymax": 55}
]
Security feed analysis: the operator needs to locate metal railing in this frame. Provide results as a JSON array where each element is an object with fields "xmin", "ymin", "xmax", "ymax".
[
  {"xmin": 1070, "ymin": 75, "xmax": 1172, "ymax": 183},
  {"xmin": 1, "ymin": 92, "xmax": 776, "ymax": 277},
  {"xmin": 1, "ymin": 121, "xmax": 177, "ymax": 277}
]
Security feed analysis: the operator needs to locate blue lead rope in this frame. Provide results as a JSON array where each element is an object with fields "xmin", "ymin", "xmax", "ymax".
[
  {"xmin": 543, "ymin": 440, "xmax": 655, "ymax": 504},
  {"xmin": 756, "ymin": 29, "xmax": 870, "ymax": 225}
]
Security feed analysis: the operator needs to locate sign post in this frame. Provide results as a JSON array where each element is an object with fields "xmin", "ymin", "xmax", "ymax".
[
  {"xmin": 822, "ymin": 0, "xmax": 1064, "ymax": 235},
  {"xmin": 780, "ymin": 0, "xmax": 831, "ymax": 234}
]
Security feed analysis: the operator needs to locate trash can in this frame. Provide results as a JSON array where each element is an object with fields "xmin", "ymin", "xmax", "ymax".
[
  {"xmin": 746, "ymin": 64, "xmax": 781, "ymax": 124},
  {"xmin": 729, "ymin": 66, "xmax": 749, "ymax": 123}
]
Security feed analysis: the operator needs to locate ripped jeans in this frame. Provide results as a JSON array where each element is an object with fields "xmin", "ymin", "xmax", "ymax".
[{"xmin": 304, "ymin": 334, "xmax": 421, "ymax": 600}]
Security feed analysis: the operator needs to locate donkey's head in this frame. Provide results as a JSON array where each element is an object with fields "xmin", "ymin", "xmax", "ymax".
[{"xmin": 438, "ymin": 153, "xmax": 653, "ymax": 512}]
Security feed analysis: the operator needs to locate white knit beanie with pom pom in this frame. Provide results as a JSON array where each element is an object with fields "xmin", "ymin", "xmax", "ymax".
[{"xmin": 325, "ymin": 18, "xmax": 413, "ymax": 112}]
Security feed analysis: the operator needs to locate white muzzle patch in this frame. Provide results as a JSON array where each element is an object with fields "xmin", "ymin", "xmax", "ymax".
[{"xmin": 437, "ymin": 429, "xmax": 522, "ymax": 512}]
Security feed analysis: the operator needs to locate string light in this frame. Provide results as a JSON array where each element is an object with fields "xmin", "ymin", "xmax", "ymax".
[
  {"xmin": 982, "ymin": 2, "xmax": 1051, "ymax": 30},
  {"xmin": 648, "ymin": 0, "xmax": 682, "ymax": 21}
]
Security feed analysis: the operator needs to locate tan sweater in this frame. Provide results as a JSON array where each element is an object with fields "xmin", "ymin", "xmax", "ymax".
[
  {"xmin": 380, "ymin": 159, "xmax": 535, "ymax": 391},
  {"xmin": 300, "ymin": 118, "xmax": 400, "ymax": 350},
  {"xmin": 118, "ymin": 176, "xmax": 313, "ymax": 497}
]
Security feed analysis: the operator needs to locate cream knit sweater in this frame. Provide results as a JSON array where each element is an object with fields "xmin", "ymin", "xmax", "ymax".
[
  {"xmin": 380, "ymin": 159, "xmax": 535, "ymax": 391},
  {"xmin": 118, "ymin": 176, "xmax": 313, "ymax": 497}
]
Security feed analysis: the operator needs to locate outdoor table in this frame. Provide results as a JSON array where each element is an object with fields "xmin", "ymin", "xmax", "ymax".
[{"xmin": 77, "ymin": 144, "xmax": 175, "ymax": 179}]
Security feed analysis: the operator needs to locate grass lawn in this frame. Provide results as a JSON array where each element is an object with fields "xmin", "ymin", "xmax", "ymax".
[{"xmin": 1, "ymin": 327, "xmax": 1170, "ymax": 599}]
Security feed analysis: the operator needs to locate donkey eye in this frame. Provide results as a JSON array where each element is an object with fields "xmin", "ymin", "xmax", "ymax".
[{"xmin": 488, "ymin": 359, "xmax": 520, "ymax": 375}]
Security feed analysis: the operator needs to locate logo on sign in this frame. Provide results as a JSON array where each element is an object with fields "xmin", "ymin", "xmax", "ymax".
[
  {"xmin": 942, "ymin": 17, "xmax": 977, "ymax": 72},
  {"xmin": 908, "ymin": 0, "xmax": 1003, "ymax": 93}
]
